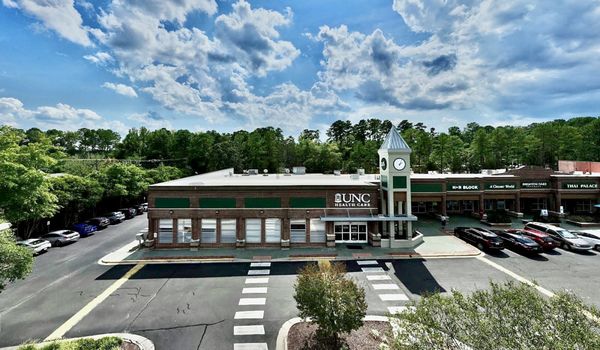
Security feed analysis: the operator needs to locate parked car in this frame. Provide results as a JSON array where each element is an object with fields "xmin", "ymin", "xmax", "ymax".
[
  {"xmin": 454, "ymin": 227, "xmax": 504, "ymax": 251},
  {"xmin": 42, "ymin": 230, "xmax": 80, "ymax": 247},
  {"xmin": 512, "ymin": 228, "xmax": 557, "ymax": 251},
  {"xmin": 17, "ymin": 238, "xmax": 51, "ymax": 254},
  {"xmin": 104, "ymin": 212, "xmax": 124, "ymax": 224},
  {"xmin": 72, "ymin": 223, "xmax": 97, "ymax": 237},
  {"xmin": 576, "ymin": 230, "xmax": 600, "ymax": 251},
  {"xmin": 525, "ymin": 222, "xmax": 592, "ymax": 251},
  {"xmin": 134, "ymin": 205, "xmax": 145, "ymax": 215},
  {"xmin": 141, "ymin": 203, "xmax": 148, "ymax": 212},
  {"xmin": 492, "ymin": 230, "xmax": 542, "ymax": 254},
  {"xmin": 85, "ymin": 217, "xmax": 110, "ymax": 230},
  {"xmin": 119, "ymin": 208, "xmax": 136, "ymax": 219}
]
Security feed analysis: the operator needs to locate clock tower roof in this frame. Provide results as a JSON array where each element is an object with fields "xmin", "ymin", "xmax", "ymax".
[{"xmin": 379, "ymin": 126, "xmax": 411, "ymax": 152}]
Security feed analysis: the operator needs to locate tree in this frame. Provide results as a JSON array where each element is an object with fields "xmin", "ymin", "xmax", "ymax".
[
  {"xmin": 96, "ymin": 163, "xmax": 149, "ymax": 201},
  {"xmin": 51, "ymin": 174, "xmax": 103, "ymax": 226},
  {"xmin": 387, "ymin": 281, "xmax": 600, "ymax": 350},
  {"xmin": 0, "ymin": 227, "xmax": 33, "ymax": 292},
  {"xmin": 146, "ymin": 165, "xmax": 184, "ymax": 184},
  {"xmin": 293, "ymin": 262, "xmax": 367, "ymax": 348}
]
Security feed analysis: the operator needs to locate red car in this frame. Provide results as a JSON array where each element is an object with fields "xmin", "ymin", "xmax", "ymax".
[{"xmin": 509, "ymin": 228, "xmax": 557, "ymax": 251}]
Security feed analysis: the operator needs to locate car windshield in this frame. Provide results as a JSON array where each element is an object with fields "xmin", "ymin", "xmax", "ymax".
[
  {"xmin": 557, "ymin": 230, "xmax": 577, "ymax": 239},
  {"xmin": 31, "ymin": 239, "xmax": 45, "ymax": 245},
  {"xmin": 516, "ymin": 237, "xmax": 535, "ymax": 244}
]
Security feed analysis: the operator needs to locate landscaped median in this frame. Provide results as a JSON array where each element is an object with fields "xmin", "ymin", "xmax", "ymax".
[{"xmin": 0, "ymin": 334, "xmax": 153, "ymax": 350}]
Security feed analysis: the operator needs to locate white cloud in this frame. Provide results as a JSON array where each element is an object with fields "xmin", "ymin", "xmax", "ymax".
[
  {"xmin": 102, "ymin": 82, "xmax": 138, "ymax": 98},
  {"xmin": 2, "ymin": 0, "xmax": 92, "ymax": 46},
  {"xmin": 83, "ymin": 51, "xmax": 113, "ymax": 65}
]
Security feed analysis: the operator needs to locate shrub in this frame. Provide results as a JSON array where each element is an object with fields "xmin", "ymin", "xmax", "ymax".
[
  {"xmin": 386, "ymin": 281, "xmax": 600, "ymax": 350},
  {"xmin": 293, "ymin": 261, "xmax": 367, "ymax": 348},
  {"xmin": 18, "ymin": 337, "xmax": 122, "ymax": 350},
  {"xmin": 568, "ymin": 215, "xmax": 598, "ymax": 223},
  {"xmin": 485, "ymin": 210, "xmax": 511, "ymax": 223}
]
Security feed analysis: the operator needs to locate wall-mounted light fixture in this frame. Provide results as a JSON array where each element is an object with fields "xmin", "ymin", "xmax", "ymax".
[
  {"xmin": 169, "ymin": 210, "xmax": 174, "ymax": 215},
  {"xmin": 306, "ymin": 210, "xmax": 310, "ymax": 214},
  {"xmin": 260, "ymin": 210, "xmax": 264, "ymax": 214},
  {"xmin": 215, "ymin": 210, "xmax": 220, "ymax": 214}
]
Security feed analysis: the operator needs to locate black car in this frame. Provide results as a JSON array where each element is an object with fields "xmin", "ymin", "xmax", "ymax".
[
  {"xmin": 104, "ymin": 212, "xmax": 124, "ymax": 224},
  {"xmin": 492, "ymin": 230, "xmax": 542, "ymax": 254},
  {"xmin": 134, "ymin": 205, "xmax": 145, "ymax": 215},
  {"xmin": 86, "ymin": 217, "xmax": 110, "ymax": 230},
  {"xmin": 119, "ymin": 208, "xmax": 136, "ymax": 219},
  {"xmin": 454, "ymin": 227, "xmax": 504, "ymax": 251}
]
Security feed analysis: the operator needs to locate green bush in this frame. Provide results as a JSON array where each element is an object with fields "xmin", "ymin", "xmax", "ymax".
[
  {"xmin": 387, "ymin": 281, "xmax": 600, "ymax": 350},
  {"xmin": 568, "ymin": 215, "xmax": 598, "ymax": 223},
  {"xmin": 18, "ymin": 337, "xmax": 122, "ymax": 350},
  {"xmin": 485, "ymin": 210, "xmax": 511, "ymax": 223},
  {"xmin": 293, "ymin": 261, "xmax": 367, "ymax": 348}
]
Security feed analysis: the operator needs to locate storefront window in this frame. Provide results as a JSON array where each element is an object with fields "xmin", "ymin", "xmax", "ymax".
[
  {"xmin": 221, "ymin": 219, "xmax": 236, "ymax": 243},
  {"xmin": 201, "ymin": 219, "xmax": 217, "ymax": 243},
  {"xmin": 246, "ymin": 218, "xmax": 262, "ymax": 243},
  {"xmin": 411, "ymin": 202, "xmax": 426, "ymax": 214},
  {"xmin": 462, "ymin": 201, "xmax": 474, "ymax": 211},
  {"xmin": 446, "ymin": 200, "xmax": 460, "ymax": 212},
  {"xmin": 576, "ymin": 200, "xmax": 593, "ymax": 213},
  {"xmin": 265, "ymin": 218, "xmax": 281, "ymax": 243},
  {"xmin": 158, "ymin": 219, "xmax": 173, "ymax": 244},
  {"xmin": 310, "ymin": 219, "xmax": 326, "ymax": 243},
  {"xmin": 497, "ymin": 200, "xmax": 506, "ymax": 210},
  {"xmin": 290, "ymin": 220, "xmax": 306, "ymax": 243},
  {"xmin": 176, "ymin": 219, "xmax": 192, "ymax": 243},
  {"xmin": 484, "ymin": 200, "xmax": 494, "ymax": 211}
]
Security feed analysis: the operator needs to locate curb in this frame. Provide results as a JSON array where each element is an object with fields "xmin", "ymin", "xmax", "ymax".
[
  {"xmin": 0, "ymin": 333, "xmax": 154, "ymax": 350},
  {"xmin": 275, "ymin": 316, "xmax": 391, "ymax": 350}
]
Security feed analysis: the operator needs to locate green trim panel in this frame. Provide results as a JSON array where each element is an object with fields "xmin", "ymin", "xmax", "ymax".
[
  {"xmin": 290, "ymin": 197, "xmax": 326, "ymax": 208},
  {"xmin": 199, "ymin": 198, "xmax": 236, "ymax": 208},
  {"xmin": 562, "ymin": 182, "xmax": 599, "ymax": 190},
  {"xmin": 155, "ymin": 197, "xmax": 190, "ymax": 208},
  {"xmin": 393, "ymin": 176, "xmax": 407, "ymax": 189},
  {"xmin": 244, "ymin": 197, "xmax": 281, "ymax": 208},
  {"xmin": 381, "ymin": 175, "xmax": 388, "ymax": 189},
  {"xmin": 447, "ymin": 183, "xmax": 480, "ymax": 191},
  {"xmin": 411, "ymin": 183, "xmax": 443, "ymax": 193},
  {"xmin": 484, "ymin": 183, "xmax": 517, "ymax": 190}
]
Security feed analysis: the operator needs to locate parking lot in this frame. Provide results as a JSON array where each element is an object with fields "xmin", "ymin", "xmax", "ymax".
[{"xmin": 1, "ymin": 214, "xmax": 600, "ymax": 349}]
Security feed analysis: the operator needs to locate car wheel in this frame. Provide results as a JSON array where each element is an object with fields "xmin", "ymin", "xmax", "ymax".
[
  {"xmin": 477, "ymin": 242, "xmax": 484, "ymax": 251},
  {"xmin": 562, "ymin": 242, "xmax": 569, "ymax": 250}
]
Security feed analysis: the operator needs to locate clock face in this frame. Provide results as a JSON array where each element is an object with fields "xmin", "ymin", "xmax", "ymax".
[
  {"xmin": 393, "ymin": 158, "xmax": 406, "ymax": 171},
  {"xmin": 380, "ymin": 157, "xmax": 387, "ymax": 170}
]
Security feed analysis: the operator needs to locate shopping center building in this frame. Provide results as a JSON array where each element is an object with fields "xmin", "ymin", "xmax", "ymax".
[{"xmin": 147, "ymin": 127, "xmax": 600, "ymax": 249}]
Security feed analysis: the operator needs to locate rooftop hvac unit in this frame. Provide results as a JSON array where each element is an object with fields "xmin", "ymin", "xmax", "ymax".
[
  {"xmin": 357, "ymin": 168, "xmax": 365, "ymax": 175},
  {"xmin": 242, "ymin": 170, "xmax": 250, "ymax": 176},
  {"xmin": 284, "ymin": 168, "xmax": 291, "ymax": 176},
  {"xmin": 333, "ymin": 170, "xmax": 341, "ymax": 176},
  {"xmin": 248, "ymin": 169, "xmax": 259, "ymax": 175},
  {"xmin": 292, "ymin": 166, "xmax": 306, "ymax": 175}
]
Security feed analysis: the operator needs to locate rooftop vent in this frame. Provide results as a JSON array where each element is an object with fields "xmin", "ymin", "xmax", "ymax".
[
  {"xmin": 263, "ymin": 169, "xmax": 269, "ymax": 176},
  {"xmin": 333, "ymin": 170, "xmax": 341, "ymax": 176},
  {"xmin": 242, "ymin": 170, "xmax": 250, "ymax": 176},
  {"xmin": 284, "ymin": 168, "xmax": 291, "ymax": 176},
  {"xmin": 248, "ymin": 169, "xmax": 259, "ymax": 175},
  {"xmin": 292, "ymin": 166, "xmax": 306, "ymax": 175},
  {"xmin": 357, "ymin": 168, "xmax": 365, "ymax": 175}
]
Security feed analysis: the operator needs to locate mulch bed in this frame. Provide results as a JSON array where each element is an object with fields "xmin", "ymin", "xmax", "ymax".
[
  {"xmin": 144, "ymin": 255, "xmax": 234, "ymax": 260},
  {"xmin": 121, "ymin": 340, "xmax": 140, "ymax": 350},
  {"xmin": 287, "ymin": 321, "xmax": 391, "ymax": 350},
  {"xmin": 289, "ymin": 253, "xmax": 338, "ymax": 258}
]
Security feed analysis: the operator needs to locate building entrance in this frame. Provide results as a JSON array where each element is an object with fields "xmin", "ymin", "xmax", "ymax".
[{"xmin": 334, "ymin": 222, "xmax": 368, "ymax": 243}]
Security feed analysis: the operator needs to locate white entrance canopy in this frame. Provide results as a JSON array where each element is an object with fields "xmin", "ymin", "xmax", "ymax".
[{"xmin": 320, "ymin": 214, "xmax": 418, "ymax": 222}]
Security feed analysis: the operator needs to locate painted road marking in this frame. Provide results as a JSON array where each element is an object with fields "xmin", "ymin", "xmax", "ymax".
[
  {"xmin": 239, "ymin": 298, "xmax": 267, "ymax": 306},
  {"xmin": 234, "ymin": 310, "xmax": 265, "ymax": 320},
  {"xmin": 476, "ymin": 256, "xmax": 555, "ymax": 297},
  {"xmin": 250, "ymin": 262, "xmax": 271, "ymax": 267},
  {"xmin": 361, "ymin": 267, "xmax": 385, "ymax": 273},
  {"xmin": 366, "ymin": 275, "xmax": 391, "ymax": 281},
  {"xmin": 234, "ymin": 325, "xmax": 265, "ymax": 336},
  {"xmin": 234, "ymin": 343, "xmax": 268, "ymax": 350},
  {"xmin": 372, "ymin": 283, "xmax": 400, "ymax": 290},
  {"xmin": 379, "ymin": 293, "xmax": 409, "ymax": 301},
  {"xmin": 246, "ymin": 277, "xmax": 269, "ymax": 284},
  {"xmin": 242, "ymin": 287, "xmax": 268, "ymax": 294},
  {"xmin": 45, "ymin": 263, "xmax": 145, "ymax": 341},
  {"xmin": 356, "ymin": 260, "xmax": 379, "ymax": 266},
  {"xmin": 248, "ymin": 269, "xmax": 270, "ymax": 275}
]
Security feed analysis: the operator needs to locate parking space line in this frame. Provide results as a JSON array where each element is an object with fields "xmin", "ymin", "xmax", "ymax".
[
  {"xmin": 372, "ymin": 283, "xmax": 400, "ymax": 290},
  {"xmin": 44, "ymin": 263, "xmax": 146, "ymax": 341},
  {"xmin": 248, "ymin": 269, "xmax": 270, "ymax": 275},
  {"xmin": 361, "ymin": 267, "xmax": 385, "ymax": 273},
  {"xmin": 234, "ymin": 311, "xmax": 264, "ymax": 320},
  {"xmin": 356, "ymin": 260, "xmax": 379, "ymax": 266},
  {"xmin": 242, "ymin": 287, "xmax": 268, "ymax": 294},
  {"xmin": 476, "ymin": 255, "xmax": 555, "ymax": 297},
  {"xmin": 234, "ymin": 343, "xmax": 268, "ymax": 350},
  {"xmin": 250, "ymin": 262, "xmax": 271, "ymax": 267},
  {"xmin": 366, "ymin": 275, "xmax": 391, "ymax": 281},
  {"xmin": 379, "ymin": 293, "xmax": 409, "ymax": 301},
  {"xmin": 245, "ymin": 277, "xmax": 269, "ymax": 284},
  {"xmin": 234, "ymin": 325, "xmax": 266, "ymax": 336},
  {"xmin": 239, "ymin": 298, "xmax": 267, "ymax": 306}
]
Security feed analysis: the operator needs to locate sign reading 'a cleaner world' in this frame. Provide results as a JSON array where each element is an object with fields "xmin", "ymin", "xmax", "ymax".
[{"xmin": 334, "ymin": 193, "xmax": 372, "ymax": 207}]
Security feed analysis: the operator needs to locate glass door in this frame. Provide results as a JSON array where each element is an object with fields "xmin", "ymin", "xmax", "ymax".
[{"xmin": 334, "ymin": 222, "xmax": 368, "ymax": 243}]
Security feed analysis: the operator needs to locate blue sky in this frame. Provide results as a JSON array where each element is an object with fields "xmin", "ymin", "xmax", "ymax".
[{"xmin": 1, "ymin": 0, "xmax": 599, "ymax": 136}]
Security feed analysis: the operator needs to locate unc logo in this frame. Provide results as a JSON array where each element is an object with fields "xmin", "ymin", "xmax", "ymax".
[
  {"xmin": 333, "ymin": 193, "xmax": 371, "ymax": 207},
  {"xmin": 334, "ymin": 193, "xmax": 342, "ymax": 203}
]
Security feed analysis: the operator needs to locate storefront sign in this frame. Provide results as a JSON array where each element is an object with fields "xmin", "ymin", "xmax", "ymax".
[
  {"xmin": 447, "ymin": 183, "xmax": 480, "ymax": 191},
  {"xmin": 334, "ymin": 193, "xmax": 372, "ymax": 207},
  {"xmin": 562, "ymin": 182, "xmax": 599, "ymax": 190},
  {"xmin": 521, "ymin": 181, "xmax": 549, "ymax": 189},
  {"xmin": 485, "ymin": 183, "xmax": 517, "ymax": 190}
]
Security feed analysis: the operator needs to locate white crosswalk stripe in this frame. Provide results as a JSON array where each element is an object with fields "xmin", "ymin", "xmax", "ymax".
[
  {"xmin": 379, "ymin": 293, "xmax": 409, "ymax": 301},
  {"xmin": 234, "ymin": 310, "xmax": 264, "ymax": 319},
  {"xmin": 248, "ymin": 269, "xmax": 270, "ymax": 275},
  {"xmin": 239, "ymin": 298, "xmax": 266, "ymax": 305},
  {"xmin": 242, "ymin": 287, "xmax": 268, "ymax": 294},
  {"xmin": 234, "ymin": 325, "xmax": 265, "ymax": 336},
  {"xmin": 234, "ymin": 343, "xmax": 268, "ymax": 350},
  {"xmin": 372, "ymin": 283, "xmax": 400, "ymax": 290},
  {"xmin": 361, "ymin": 267, "xmax": 385, "ymax": 273},
  {"xmin": 245, "ymin": 277, "xmax": 269, "ymax": 284},
  {"xmin": 250, "ymin": 262, "xmax": 271, "ymax": 267},
  {"xmin": 366, "ymin": 275, "xmax": 391, "ymax": 281},
  {"xmin": 356, "ymin": 260, "xmax": 379, "ymax": 266}
]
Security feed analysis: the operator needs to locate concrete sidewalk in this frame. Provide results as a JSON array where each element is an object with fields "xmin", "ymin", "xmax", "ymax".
[{"xmin": 100, "ymin": 234, "xmax": 480, "ymax": 264}]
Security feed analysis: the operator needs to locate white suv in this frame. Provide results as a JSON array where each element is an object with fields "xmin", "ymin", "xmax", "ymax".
[{"xmin": 525, "ymin": 222, "xmax": 592, "ymax": 251}]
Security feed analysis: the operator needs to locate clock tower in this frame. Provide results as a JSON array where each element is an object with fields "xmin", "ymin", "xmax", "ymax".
[{"xmin": 378, "ymin": 126, "xmax": 415, "ymax": 247}]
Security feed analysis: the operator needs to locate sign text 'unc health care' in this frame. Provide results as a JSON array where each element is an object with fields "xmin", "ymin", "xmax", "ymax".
[{"xmin": 334, "ymin": 193, "xmax": 372, "ymax": 207}]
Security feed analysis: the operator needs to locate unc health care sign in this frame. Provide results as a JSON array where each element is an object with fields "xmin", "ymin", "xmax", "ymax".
[
  {"xmin": 334, "ymin": 193, "xmax": 372, "ymax": 207},
  {"xmin": 562, "ymin": 182, "xmax": 599, "ymax": 190}
]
